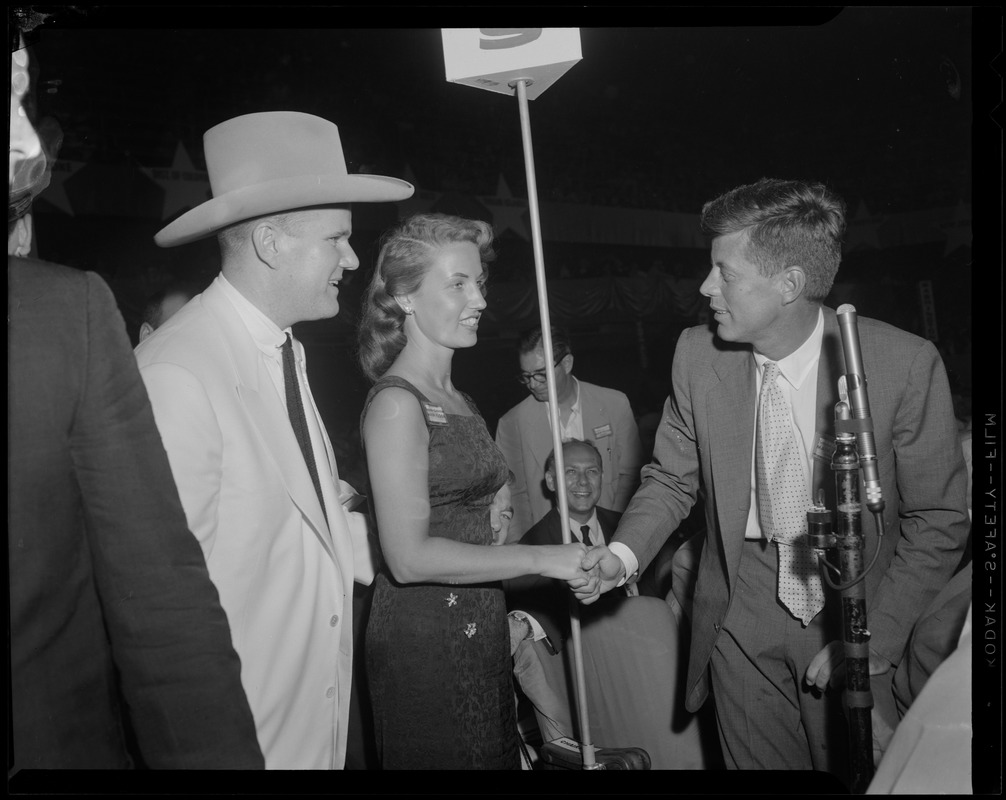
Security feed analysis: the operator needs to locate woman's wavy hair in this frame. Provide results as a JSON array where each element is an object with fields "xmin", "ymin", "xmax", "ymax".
[{"xmin": 357, "ymin": 213, "xmax": 496, "ymax": 382}]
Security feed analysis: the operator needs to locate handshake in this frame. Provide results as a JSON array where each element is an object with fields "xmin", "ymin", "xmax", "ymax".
[{"xmin": 563, "ymin": 544, "xmax": 628, "ymax": 605}]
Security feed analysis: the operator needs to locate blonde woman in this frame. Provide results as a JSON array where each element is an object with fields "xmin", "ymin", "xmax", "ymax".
[{"xmin": 357, "ymin": 213, "xmax": 592, "ymax": 769}]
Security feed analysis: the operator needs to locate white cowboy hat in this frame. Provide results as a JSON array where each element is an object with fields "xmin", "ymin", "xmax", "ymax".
[{"xmin": 154, "ymin": 111, "xmax": 414, "ymax": 247}]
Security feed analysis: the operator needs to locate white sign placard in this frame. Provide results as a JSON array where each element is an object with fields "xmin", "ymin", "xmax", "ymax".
[{"xmin": 442, "ymin": 28, "xmax": 581, "ymax": 100}]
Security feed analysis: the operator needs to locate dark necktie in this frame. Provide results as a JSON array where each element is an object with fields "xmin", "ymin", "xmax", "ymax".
[
  {"xmin": 579, "ymin": 524, "xmax": 593, "ymax": 546},
  {"xmin": 282, "ymin": 334, "xmax": 327, "ymax": 521}
]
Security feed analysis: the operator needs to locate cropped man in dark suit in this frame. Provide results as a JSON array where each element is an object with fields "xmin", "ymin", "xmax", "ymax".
[
  {"xmin": 507, "ymin": 440, "xmax": 708, "ymax": 769},
  {"xmin": 577, "ymin": 178, "xmax": 969, "ymax": 781},
  {"xmin": 8, "ymin": 35, "xmax": 262, "ymax": 771}
]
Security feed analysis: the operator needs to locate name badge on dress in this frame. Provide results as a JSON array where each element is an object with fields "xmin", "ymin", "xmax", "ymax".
[
  {"xmin": 422, "ymin": 402, "xmax": 449, "ymax": 426},
  {"xmin": 813, "ymin": 432, "xmax": 837, "ymax": 462},
  {"xmin": 593, "ymin": 424, "xmax": 613, "ymax": 439}
]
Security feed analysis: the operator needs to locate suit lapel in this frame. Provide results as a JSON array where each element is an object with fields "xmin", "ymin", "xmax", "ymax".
[
  {"xmin": 547, "ymin": 510, "xmax": 565, "ymax": 545},
  {"xmin": 240, "ymin": 386, "xmax": 334, "ymax": 557},
  {"xmin": 203, "ymin": 284, "xmax": 335, "ymax": 560},
  {"xmin": 525, "ymin": 400, "xmax": 551, "ymax": 476},
  {"xmin": 708, "ymin": 349, "xmax": 756, "ymax": 585},
  {"xmin": 580, "ymin": 384, "xmax": 603, "ymax": 439},
  {"xmin": 527, "ymin": 509, "xmax": 565, "ymax": 546},
  {"xmin": 596, "ymin": 507, "xmax": 621, "ymax": 545}
]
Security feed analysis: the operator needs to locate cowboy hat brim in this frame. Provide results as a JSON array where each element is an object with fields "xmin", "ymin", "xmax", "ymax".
[{"xmin": 154, "ymin": 172, "xmax": 415, "ymax": 247}]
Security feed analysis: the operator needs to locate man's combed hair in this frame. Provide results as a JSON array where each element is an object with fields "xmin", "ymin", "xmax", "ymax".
[
  {"xmin": 517, "ymin": 325, "xmax": 572, "ymax": 362},
  {"xmin": 357, "ymin": 213, "xmax": 495, "ymax": 382},
  {"xmin": 700, "ymin": 178, "xmax": 846, "ymax": 301}
]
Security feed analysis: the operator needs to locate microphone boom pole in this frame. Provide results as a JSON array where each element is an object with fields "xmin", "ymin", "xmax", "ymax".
[
  {"xmin": 814, "ymin": 304, "xmax": 884, "ymax": 793},
  {"xmin": 830, "ymin": 402, "xmax": 875, "ymax": 794}
]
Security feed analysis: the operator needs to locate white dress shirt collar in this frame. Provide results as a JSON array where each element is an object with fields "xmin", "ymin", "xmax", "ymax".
[
  {"xmin": 215, "ymin": 273, "xmax": 291, "ymax": 359},
  {"xmin": 753, "ymin": 307, "xmax": 824, "ymax": 390},
  {"xmin": 569, "ymin": 509, "xmax": 599, "ymax": 544},
  {"xmin": 544, "ymin": 376, "xmax": 584, "ymax": 441}
]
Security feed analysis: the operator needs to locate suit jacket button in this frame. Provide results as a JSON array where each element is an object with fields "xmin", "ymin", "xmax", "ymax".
[
  {"xmin": 713, "ymin": 622, "xmax": 721, "ymax": 632},
  {"xmin": 330, "ymin": 615, "xmax": 339, "ymax": 627}
]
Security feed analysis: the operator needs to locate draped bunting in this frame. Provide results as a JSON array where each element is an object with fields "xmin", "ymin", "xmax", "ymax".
[
  {"xmin": 481, "ymin": 275, "xmax": 706, "ymax": 330},
  {"xmin": 474, "ymin": 275, "xmax": 918, "ymax": 335},
  {"xmin": 35, "ymin": 145, "xmax": 971, "ymax": 256},
  {"xmin": 537, "ymin": 203, "xmax": 708, "ymax": 249}
]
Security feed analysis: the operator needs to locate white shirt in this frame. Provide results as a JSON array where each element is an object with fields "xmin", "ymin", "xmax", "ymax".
[
  {"xmin": 543, "ymin": 377, "xmax": 584, "ymax": 442},
  {"xmin": 570, "ymin": 510, "xmax": 600, "ymax": 545}
]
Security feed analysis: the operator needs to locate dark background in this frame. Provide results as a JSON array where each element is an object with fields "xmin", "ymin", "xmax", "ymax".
[{"xmin": 19, "ymin": 8, "xmax": 981, "ymax": 441}]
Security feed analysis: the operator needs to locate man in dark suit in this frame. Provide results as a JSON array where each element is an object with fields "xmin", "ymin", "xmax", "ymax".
[
  {"xmin": 506, "ymin": 440, "xmax": 646, "ymax": 650},
  {"xmin": 8, "ymin": 35, "xmax": 263, "ymax": 771},
  {"xmin": 507, "ymin": 440, "xmax": 709, "ymax": 769},
  {"xmin": 577, "ymin": 178, "xmax": 969, "ymax": 780}
]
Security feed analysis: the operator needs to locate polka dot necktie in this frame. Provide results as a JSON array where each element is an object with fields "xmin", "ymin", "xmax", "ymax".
[{"xmin": 755, "ymin": 361, "xmax": 824, "ymax": 625}]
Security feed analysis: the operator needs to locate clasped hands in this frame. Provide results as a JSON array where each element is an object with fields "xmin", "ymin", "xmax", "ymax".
[{"xmin": 565, "ymin": 544, "xmax": 625, "ymax": 603}]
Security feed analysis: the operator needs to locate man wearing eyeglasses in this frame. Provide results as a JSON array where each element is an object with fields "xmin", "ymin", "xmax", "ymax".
[{"xmin": 495, "ymin": 326, "xmax": 644, "ymax": 542}]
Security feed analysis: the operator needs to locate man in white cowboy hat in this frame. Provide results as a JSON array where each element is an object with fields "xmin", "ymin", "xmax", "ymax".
[{"xmin": 135, "ymin": 111, "xmax": 414, "ymax": 770}]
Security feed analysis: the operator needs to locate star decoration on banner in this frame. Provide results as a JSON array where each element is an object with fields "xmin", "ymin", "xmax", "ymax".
[
  {"xmin": 844, "ymin": 200, "xmax": 882, "ymax": 251},
  {"xmin": 36, "ymin": 159, "xmax": 84, "ymax": 215},
  {"xmin": 142, "ymin": 141, "xmax": 211, "ymax": 221},
  {"xmin": 480, "ymin": 173, "xmax": 530, "ymax": 241},
  {"xmin": 941, "ymin": 201, "xmax": 971, "ymax": 256}
]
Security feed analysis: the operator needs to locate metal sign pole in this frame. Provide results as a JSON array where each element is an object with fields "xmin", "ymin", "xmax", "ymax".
[{"xmin": 511, "ymin": 76, "xmax": 597, "ymax": 770}]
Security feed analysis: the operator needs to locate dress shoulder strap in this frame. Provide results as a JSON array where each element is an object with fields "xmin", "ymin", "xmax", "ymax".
[
  {"xmin": 362, "ymin": 375, "xmax": 441, "ymax": 431},
  {"xmin": 457, "ymin": 390, "xmax": 485, "ymax": 420}
]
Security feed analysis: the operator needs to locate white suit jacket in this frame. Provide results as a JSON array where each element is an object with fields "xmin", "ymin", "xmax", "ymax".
[
  {"xmin": 495, "ymin": 379, "xmax": 644, "ymax": 540},
  {"xmin": 135, "ymin": 276, "xmax": 372, "ymax": 769}
]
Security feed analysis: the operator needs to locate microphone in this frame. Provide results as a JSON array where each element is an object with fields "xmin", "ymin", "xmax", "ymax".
[{"xmin": 836, "ymin": 304, "xmax": 885, "ymax": 512}]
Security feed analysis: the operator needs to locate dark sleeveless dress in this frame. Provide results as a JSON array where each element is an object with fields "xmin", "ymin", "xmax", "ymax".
[{"xmin": 361, "ymin": 376, "xmax": 521, "ymax": 770}]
